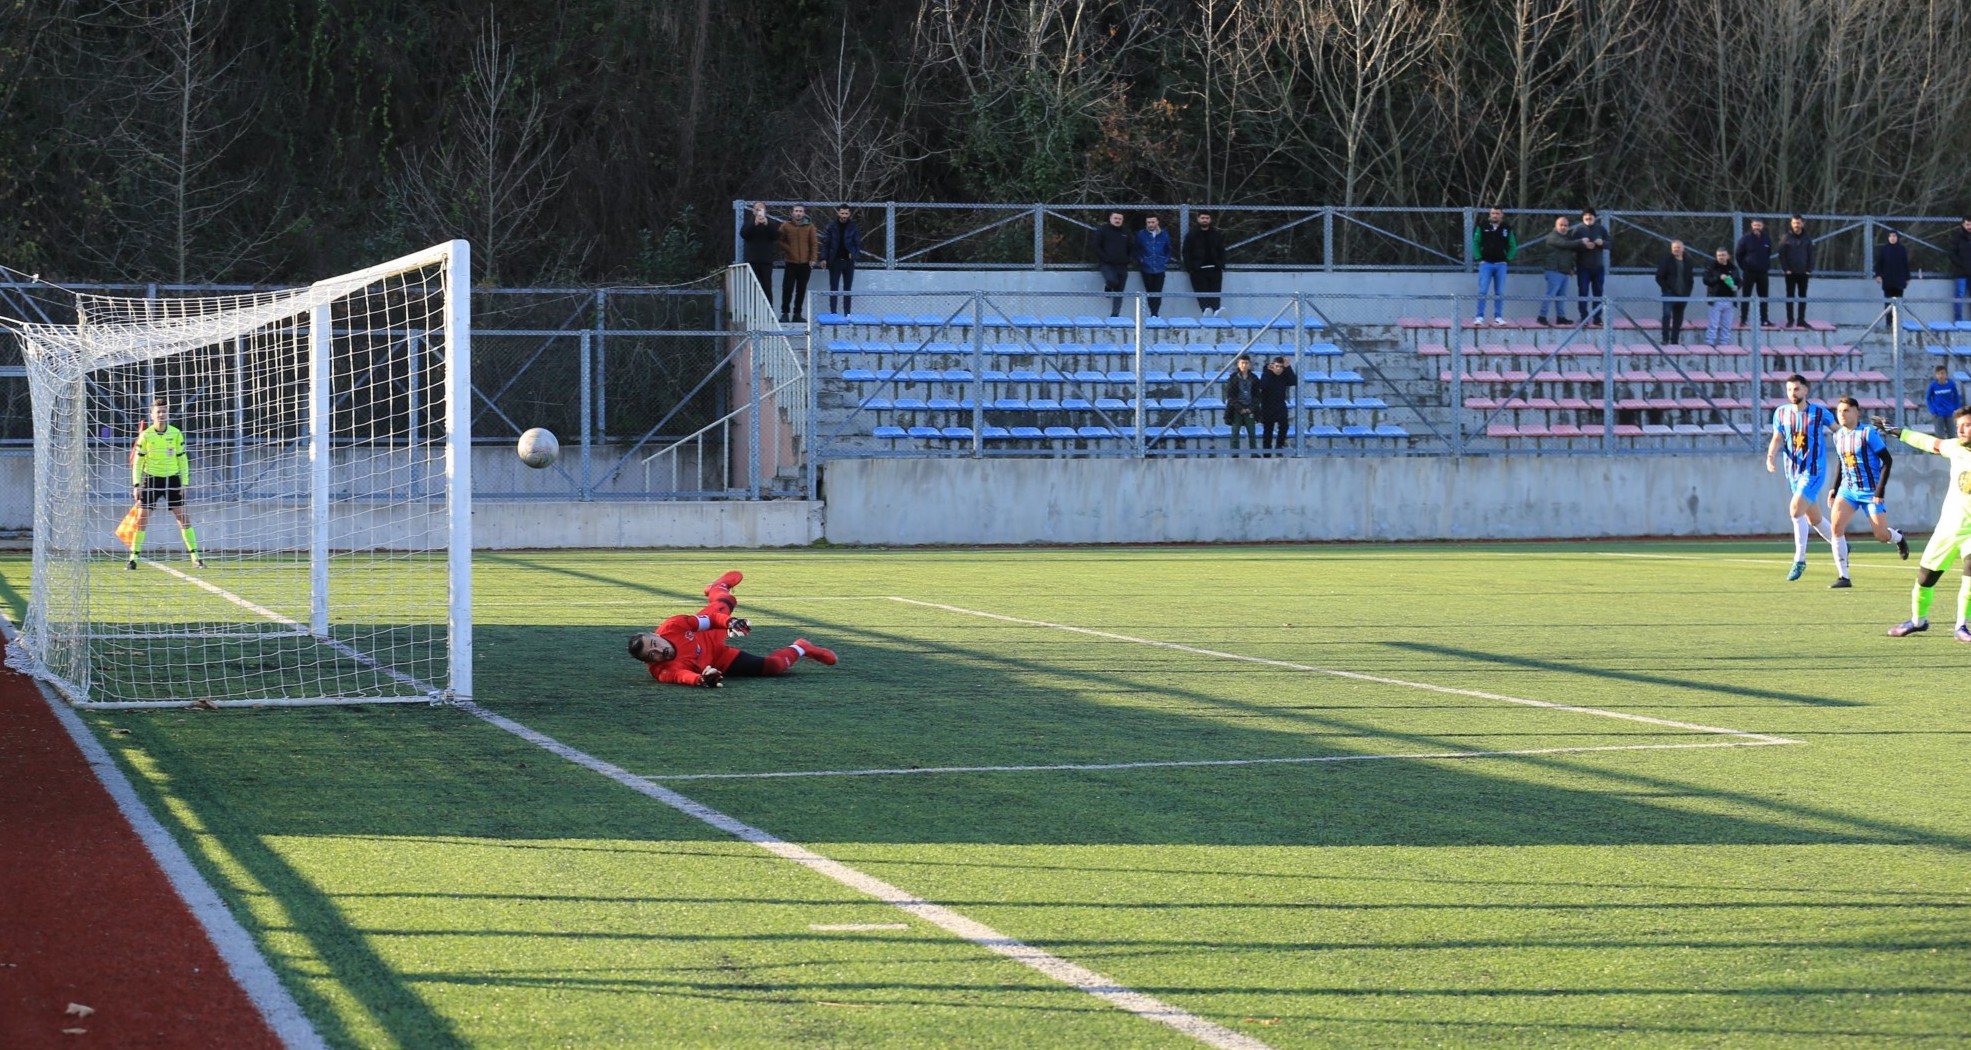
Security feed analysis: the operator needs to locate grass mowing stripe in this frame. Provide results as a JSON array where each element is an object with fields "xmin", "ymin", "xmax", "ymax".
[
  {"xmin": 0, "ymin": 614, "xmax": 328, "ymax": 1050},
  {"xmin": 452, "ymin": 697, "xmax": 1277, "ymax": 1050},
  {"xmin": 642, "ymin": 739, "xmax": 1796, "ymax": 781},
  {"xmin": 891, "ymin": 597, "xmax": 1800, "ymax": 745}
]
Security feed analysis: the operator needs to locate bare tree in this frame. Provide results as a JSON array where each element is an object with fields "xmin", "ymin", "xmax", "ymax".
[
  {"xmin": 776, "ymin": 17, "xmax": 919, "ymax": 203},
  {"xmin": 395, "ymin": 14, "xmax": 571, "ymax": 283}
]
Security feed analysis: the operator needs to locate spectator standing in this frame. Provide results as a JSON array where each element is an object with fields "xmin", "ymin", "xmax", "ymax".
[
  {"xmin": 1183, "ymin": 211, "xmax": 1228, "ymax": 316},
  {"xmin": 1928, "ymin": 365, "xmax": 1963, "ymax": 438},
  {"xmin": 1654, "ymin": 240, "xmax": 1697, "ymax": 345},
  {"xmin": 1779, "ymin": 214, "xmax": 1816, "ymax": 328},
  {"xmin": 1574, "ymin": 208, "xmax": 1611, "ymax": 324},
  {"xmin": 1133, "ymin": 215, "xmax": 1174, "ymax": 318},
  {"xmin": 1536, "ymin": 215, "xmax": 1581, "ymax": 325},
  {"xmin": 1224, "ymin": 353, "xmax": 1261, "ymax": 452},
  {"xmin": 819, "ymin": 205, "xmax": 861, "ymax": 314},
  {"xmin": 1703, "ymin": 247, "xmax": 1741, "ymax": 346},
  {"xmin": 1735, "ymin": 219, "xmax": 1775, "ymax": 327},
  {"xmin": 1949, "ymin": 217, "xmax": 1971, "ymax": 323},
  {"xmin": 1089, "ymin": 211, "xmax": 1132, "ymax": 317},
  {"xmin": 776, "ymin": 204, "xmax": 820, "ymax": 323},
  {"xmin": 1256, "ymin": 355, "xmax": 1298, "ymax": 454},
  {"xmin": 739, "ymin": 202, "xmax": 780, "ymax": 301},
  {"xmin": 1470, "ymin": 207, "xmax": 1516, "ymax": 326},
  {"xmin": 1874, "ymin": 229, "xmax": 1912, "ymax": 301}
]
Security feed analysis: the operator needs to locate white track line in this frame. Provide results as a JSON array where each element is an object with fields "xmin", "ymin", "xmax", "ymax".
[
  {"xmin": 455, "ymin": 698, "xmax": 1274, "ymax": 1050},
  {"xmin": 645, "ymin": 739, "xmax": 1791, "ymax": 782},
  {"xmin": 0, "ymin": 615, "xmax": 328, "ymax": 1050},
  {"xmin": 891, "ymin": 597, "xmax": 1799, "ymax": 745}
]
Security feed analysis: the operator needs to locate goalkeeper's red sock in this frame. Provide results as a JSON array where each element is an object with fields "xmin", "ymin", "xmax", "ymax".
[
  {"xmin": 763, "ymin": 647, "xmax": 799, "ymax": 675},
  {"xmin": 792, "ymin": 638, "xmax": 837, "ymax": 666}
]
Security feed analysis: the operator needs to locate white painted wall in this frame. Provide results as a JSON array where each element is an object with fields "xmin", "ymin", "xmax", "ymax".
[{"xmin": 820, "ymin": 454, "xmax": 1952, "ymax": 544}]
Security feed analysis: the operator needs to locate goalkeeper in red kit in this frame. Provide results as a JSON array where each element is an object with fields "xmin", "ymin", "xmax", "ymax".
[{"xmin": 626, "ymin": 571, "xmax": 838, "ymax": 687}]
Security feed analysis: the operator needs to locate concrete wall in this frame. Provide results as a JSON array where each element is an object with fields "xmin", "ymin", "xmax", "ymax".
[{"xmin": 820, "ymin": 454, "xmax": 1952, "ymax": 544}]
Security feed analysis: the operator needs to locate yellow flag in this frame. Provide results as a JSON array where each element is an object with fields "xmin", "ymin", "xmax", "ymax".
[{"xmin": 114, "ymin": 505, "xmax": 141, "ymax": 550}]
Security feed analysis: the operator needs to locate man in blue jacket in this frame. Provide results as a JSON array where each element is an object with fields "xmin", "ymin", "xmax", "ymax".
[
  {"xmin": 1133, "ymin": 215, "xmax": 1175, "ymax": 317},
  {"xmin": 1929, "ymin": 365, "xmax": 1963, "ymax": 438},
  {"xmin": 1735, "ymin": 219, "xmax": 1774, "ymax": 328},
  {"xmin": 819, "ymin": 205, "xmax": 861, "ymax": 314}
]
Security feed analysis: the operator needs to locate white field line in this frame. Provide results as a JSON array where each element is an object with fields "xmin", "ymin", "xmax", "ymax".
[
  {"xmin": 0, "ymin": 615, "xmax": 328, "ymax": 1050},
  {"xmin": 1592, "ymin": 551, "xmax": 1910, "ymax": 572},
  {"xmin": 645, "ymin": 739, "xmax": 1792, "ymax": 782},
  {"xmin": 146, "ymin": 561, "xmax": 437, "ymax": 695},
  {"xmin": 455, "ymin": 698, "xmax": 1275, "ymax": 1050},
  {"xmin": 890, "ymin": 597, "xmax": 1800, "ymax": 746}
]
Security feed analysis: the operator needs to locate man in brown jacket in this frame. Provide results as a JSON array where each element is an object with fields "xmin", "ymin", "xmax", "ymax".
[{"xmin": 777, "ymin": 205, "xmax": 821, "ymax": 323}]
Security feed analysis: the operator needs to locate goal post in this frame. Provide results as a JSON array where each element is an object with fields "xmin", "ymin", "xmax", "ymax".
[{"xmin": 5, "ymin": 241, "xmax": 472, "ymax": 708}]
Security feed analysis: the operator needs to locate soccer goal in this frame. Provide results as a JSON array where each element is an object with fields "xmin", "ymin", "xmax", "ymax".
[{"xmin": 6, "ymin": 242, "xmax": 472, "ymax": 708}]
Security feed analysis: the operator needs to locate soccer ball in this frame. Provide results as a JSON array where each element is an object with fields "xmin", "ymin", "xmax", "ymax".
[{"xmin": 517, "ymin": 428, "xmax": 559, "ymax": 469}]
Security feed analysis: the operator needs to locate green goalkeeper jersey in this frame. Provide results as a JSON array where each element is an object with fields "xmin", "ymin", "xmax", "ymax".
[{"xmin": 1900, "ymin": 428, "xmax": 1971, "ymax": 534}]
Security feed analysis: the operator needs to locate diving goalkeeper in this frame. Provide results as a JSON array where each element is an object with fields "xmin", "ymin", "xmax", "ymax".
[
  {"xmin": 128, "ymin": 399, "xmax": 204, "ymax": 570},
  {"xmin": 627, "ymin": 571, "xmax": 838, "ymax": 687},
  {"xmin": 1876, "ymin": 409, "xmax": 1971, "ymax": 642}
]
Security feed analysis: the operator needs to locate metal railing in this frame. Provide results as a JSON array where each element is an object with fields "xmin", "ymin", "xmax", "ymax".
[{"xmin": 733, "ymin": 201, "xmax": 1971, "ymax": 279}]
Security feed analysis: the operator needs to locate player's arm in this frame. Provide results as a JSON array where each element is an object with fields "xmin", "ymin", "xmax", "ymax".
[
  {"xmin": 1764, "ymin": 425, "xmax": 1781, "ymax": 472},
  {"xmin": 655, "ymin": 665, "xmax": 722, "ymax": 687},
  {"xmin": 175, "ymin": 429, "xmax": 190, "ymax": 486}
]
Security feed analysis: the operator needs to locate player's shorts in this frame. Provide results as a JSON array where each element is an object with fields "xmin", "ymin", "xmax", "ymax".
[
  {"xmin": 1918, "ymin": 520, "xmax": 1971, "ymax": 574},
  {"xmin": 723, "ymin": 650, "xmax": 767, "ymax": 678},
  {"xmin": 1787, "ymin": 471, "xmax": 1829, "ymax": 502},
  {"xmin": 136, "ymin": 475, "xmax": 184, "ymax": 509},
  {"xmin": 1836, "ymin": 492, "xmax": 1887, "ymax": 516}
]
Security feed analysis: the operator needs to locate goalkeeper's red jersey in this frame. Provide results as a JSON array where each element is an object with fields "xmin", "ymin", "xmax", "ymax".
[{"xmin": 646, "ymin": 610, "xmax": 740, "ymax": 685}]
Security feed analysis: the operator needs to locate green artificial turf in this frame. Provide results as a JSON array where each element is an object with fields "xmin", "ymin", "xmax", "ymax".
[{"xmin": 2, "ymin": 542, "xmax": 1967, "ymax": 1048}]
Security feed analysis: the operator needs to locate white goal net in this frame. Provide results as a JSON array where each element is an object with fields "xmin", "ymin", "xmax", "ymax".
[{"xmin": 6, "ymin": 242, "xmax": 472, "ymax": 708}]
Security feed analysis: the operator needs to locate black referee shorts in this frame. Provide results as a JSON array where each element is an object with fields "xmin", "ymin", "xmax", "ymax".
[{"xmin": 137, "ymin": 475, "xmax": 184, "ymax": 509}]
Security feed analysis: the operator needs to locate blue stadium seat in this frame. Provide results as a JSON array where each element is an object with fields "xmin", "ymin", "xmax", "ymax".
[
  {"xmin": 1009, "ymin": 426, "xmax": 1046, "ymax": 439},
  {"xmin": 1009, "ymin": 369, "xmax": 1043, "ymax": 383},
  {"xmin": 990, "ymin": 397, "xmax": 1027, "ymax": 411},
  {"xmin": 1043, "ymin": 425, "xmax": 1079, "ymax": 439},
  {"xmin": 1309, "ymin": 424, "xmax": 1343, "ymax": 437},
  {"xmin": 1041, "ymin": 315, "xmax": 1075, "ymax": 329},
  {"xmin": 1061, "ymin": 397, "xmax": 1093, "ymax": 411},
  {"xmin": 942, "ymin": 369, "xmax": 975, "ymax": 382},
  {"xmin": 1094, "ymin": 397, "xmax": 1128, "ymax": 412},
  {"xmin": 846, "ymin": 312, "xmax": 882, "ymax": 326},
  {"xmin": 1167, "ymin": 316, "xmax": 1200, "ymax": 330},
  {"xmin": 1341, "ymin": 425, "xmax": 1375, "ymax": 437},
  {"xmin": 1027, "ymin": 398, "xmax": 1063, "ymax": 411},
  {"xmin": 1303, "ymin": 370, "xmax": 1331, "ymax": 383},
  {"xmin": 860, "ymin": 397, "xmax": 894, "ymax": 411},
  {"xmin": 1331, "ymin": 370, "xmax": 1364, "ymax": 383},
  {"xmin": 982, "ymin": 425, "xmax": 1012, "ymax": 439},
  {"xmin": 907, "ymin": 369, "xmax": 944, "ymax": 383},
  {"xmin": 1072, "ymin": 369, "xmax": 1107, "ymax": 384},
  {"xmin": 826, "ymin": 339, "xmax": 859, "ymax": 354},
  {"xmin": 1077, "ymin": 425, "xmax": 1116, "ymax": 439},
  {"xmin": 817, "ymin": 313, "xmax": 852, "ymax": 326},
  {"xmin": 1306, "ymin": 342, "xmax": 1343, "ymax": 356},
  {"xmin": 893, "ymin": 398, "xmax": 929, "ymax": 411},
  {"xmin": 1144, "ymin": 316, "xmax": 1170, "ymax": 329},
  {"xmin": 882, "ymin": 313, "xmax": 915, "ymax": 327},
  {"xmin": 927, "ymin": 397, "xmax": 962, "ymax": 411},
  {"xmin": 1105, "ymin": 370, "xmax": 1136, "ymax": 384},
  {"xmin": 941, "ymin": 426, "xmax": 975, "ymax": 440},
  {"xmin": 873, "ymin": 425, "xmax": 907, "ymax": 439},
  {"xmin": 1356, "ymin": 396, "xmax": 1388, "ymax": 409},
  {"xmin": 1374, "ymin": 424, "xmax": 1409, "ymax": 437},
  {"xmin": 1177, "ymin": 425, "xmax": 1211, "ymax": 438},
  {"xmin": 842, "ymin": 368, "xmax": 878, "ymax": 382}
]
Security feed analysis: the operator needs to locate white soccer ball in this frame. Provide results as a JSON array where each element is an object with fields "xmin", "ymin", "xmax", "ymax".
[{"xmin": 517, "ymin": 428, "xmax": 559, "ymax": 469}]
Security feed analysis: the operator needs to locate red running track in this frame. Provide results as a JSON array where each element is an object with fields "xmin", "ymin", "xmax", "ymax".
[{"xmin": 0, "ymin": 634, "xmax": 283, "ymax": 1050}]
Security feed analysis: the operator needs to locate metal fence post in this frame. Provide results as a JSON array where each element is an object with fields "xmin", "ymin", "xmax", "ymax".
[
  {"xmin": 1450, "ymin": 295, "xmax": 1465, "ymax": 456},
  {"xmin": 1891, "ymin": 300, "xmax": 1904, "ymax": 429},
  {"xmin": 1322, "ymin": 207, "xmax": 1335, "ymax": 273},
  {"xmin": 578, "ymin": 329, "xmax": 593, "ymax": 500},
  {"xmin": 731, "ymin": 200, "xmax": 744, "ymax": 264},
  {"xmin": 1601, "ymin": 303, "xmax": 1616, "ymax": 453},
  {"xmin": 971, "ymin": 292, "xmax": 985, "ymax": 456},
  {"xmin": 1293, "ymin": 293, "xmax": 1306, "ymax": 454},
  {"xmin": 1033, "ymin": 205, "xmax": 1046, "ymax": 270},
  {"xmin": 886, "ymin": 203, "xmax": 898, "ymax": 269},
  {"xmin": 748, "ymin": 334, "xmax": 763, "ymax": 498}
]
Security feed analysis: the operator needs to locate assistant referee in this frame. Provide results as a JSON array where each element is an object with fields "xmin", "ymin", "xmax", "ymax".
[{"xmin": 129, "ymin": 398, "xmax": 204, "ymax": 569}]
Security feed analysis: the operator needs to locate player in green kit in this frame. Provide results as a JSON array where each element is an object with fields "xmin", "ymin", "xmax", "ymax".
[
  {"xmin": 1875, "ymin": 408, "xmax": 1971, "ymax": 641},
  {"xmin": 129, "ymin": 399, "xmax": 204, "ymax": 570}
]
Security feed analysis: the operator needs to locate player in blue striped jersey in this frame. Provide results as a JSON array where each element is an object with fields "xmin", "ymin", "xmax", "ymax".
[
  {"xmin": 1765, "ymin": 374, "xmax": 1840, "ymax": 581},
  {"xmin": 1825, "ymin": 396, "xmax": 1909, "ymax": 587}
]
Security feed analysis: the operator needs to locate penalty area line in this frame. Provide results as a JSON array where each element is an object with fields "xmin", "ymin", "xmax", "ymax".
[
  {"xmin": 889, "ymin": 597, "xmax": 1799, "ymax": 746},
  {"xmin": 642, "ymin": 739, "xmax": 1795, "ymax": 782},
  {"xmin": 454, "ymin": 698, "xmax": 1276, "ymax": 1050}
]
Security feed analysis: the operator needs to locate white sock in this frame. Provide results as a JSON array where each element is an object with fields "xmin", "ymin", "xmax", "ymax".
[
  {"xmin": 1833, "ymin": 535, "xmax": 1850, "ymax": 577},
  {"xmin": 1811, "ymin": 517, "xmax": 1837, "ymax": 545},
  {"xmin": 1888, "ymin": 527, "xmax": 1904, "ymax": 544},
  {"xmin": 791, "ymin": 643, "xmax": 807, "ymax": 657},
  {"xmin": 1792, "ymin": 516, "xmax": 1810, "ymax": 560}
]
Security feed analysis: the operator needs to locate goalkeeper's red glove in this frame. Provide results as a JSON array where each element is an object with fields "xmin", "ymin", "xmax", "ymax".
[
  {"xmin": 698, "ymin": 667, "xmax": 724, "ymax": 688},
  {"xmin": 726, "ymin": 617, "xmax": 750, "ymax": 638}
]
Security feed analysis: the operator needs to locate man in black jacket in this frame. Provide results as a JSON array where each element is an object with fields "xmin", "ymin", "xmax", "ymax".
[
  {"xmin": 1256, "ymin": 355, "xmax": 1298, "ymax": 454},
  {"xmin": 1779, "ymin": 215, "xmax": 1815, "ymax": 328},
  {"xmin": 1224, "ymin": 353, "xmax": 1261, "ymax": 453},
  {"xmin": 1949, "ymin": 218, "xmax": 1971, "ymax": 322},
  {"xmin": 1654, "ymin": 240, "xmax": 1697, "ymax": 344},
  {"xmin": 1089, "ymin": 211, "xmax": 1133, "ymax": 317},
  {"xmin": 739, "ymin": 202, "xmax": 780, "ymax": 300},
  {"xmin": 1184, "ymin": 211, "xmax": 1228, "ymax": 316},
  {"xmin": 1735, "ymin": 219, "xmax": 1774, "ymax": 328},
  {"xmin": 1875, "ymin": 230, "xmax": 1912, "ymax": 301}
]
